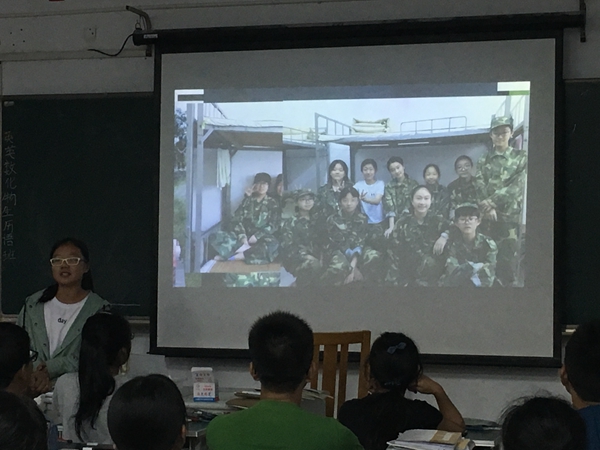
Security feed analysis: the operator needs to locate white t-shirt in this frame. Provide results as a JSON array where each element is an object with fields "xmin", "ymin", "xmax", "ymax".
[
  {"xmin": 44, "ymin": 296, "xmax": 88, "ymax": 356},
  {"xmin": 354, "ymin": 180, "xmax": 385, "ymax": 224}
]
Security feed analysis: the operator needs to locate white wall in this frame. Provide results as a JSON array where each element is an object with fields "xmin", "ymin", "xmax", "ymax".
[{"xmin": 0, "ymin": 0, "xmax": 584, "ymax": 422}]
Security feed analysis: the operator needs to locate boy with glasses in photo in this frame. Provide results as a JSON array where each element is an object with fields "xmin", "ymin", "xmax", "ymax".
[{"xmin": 439, "ymin": 203, "xmax": 497, "ymax": 287}]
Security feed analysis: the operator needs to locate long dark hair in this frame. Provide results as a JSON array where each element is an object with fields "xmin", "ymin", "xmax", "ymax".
[
  {"xmin": 327, "ymin": 159, "xmax": 351, "ymax": 186},
  {"xmin": 75, "ymin": 313, "xmax": 131, "ymax": 441},
  {"xmin": 365, "ymin": 332, "xmax": 422, "ymax": 450},
  {"xmin": 38, "ymin": 238, "xmax": 94, "ymax": 303}
]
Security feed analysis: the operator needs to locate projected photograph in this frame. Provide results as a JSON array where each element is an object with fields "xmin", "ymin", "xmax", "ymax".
[{"xmin": 172, "ymin": 85, "xmax": 529, "ymax": 289}]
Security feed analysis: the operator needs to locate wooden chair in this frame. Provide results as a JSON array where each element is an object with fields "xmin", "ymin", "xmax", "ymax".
[{"xmin": 309, "ymin": 330, "xmax": 371, "ymax": 417}]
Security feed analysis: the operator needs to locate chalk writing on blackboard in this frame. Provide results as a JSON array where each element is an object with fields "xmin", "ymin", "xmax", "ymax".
[{"xmin": 2, "ymin": 130, "xmax": 17, "ymax": 262}]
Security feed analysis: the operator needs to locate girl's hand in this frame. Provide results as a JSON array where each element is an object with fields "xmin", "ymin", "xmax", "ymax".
[
  {"xmin": 433, "ymin": 236, "xmax": 447, "ymax": 255},
  {"xmin": 360, "ymin": 191, "xmax": 367, "ymax": 200},
  {"xmin": 30, "ymin": 363, "xmax": 51, "ymax": 396},
  {"xmin": 384, "ymin": 227, "xmax": 394, "ymax": 238},
  {"xmin": 412, "ymin": 374, "xmax": 442, "ymax": 395},
  {"xmin": 486, "ymin": 208, "xmax": 497, "ymax": 221}
]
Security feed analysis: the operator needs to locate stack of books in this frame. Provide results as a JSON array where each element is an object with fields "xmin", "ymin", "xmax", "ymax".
[{"xmin": 387, "ymin": 430, "xmax": 475, "ymax": 450}]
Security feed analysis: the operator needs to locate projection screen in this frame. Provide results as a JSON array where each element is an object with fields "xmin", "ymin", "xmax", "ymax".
[{"xmin": 153, "ymin": 31, "xmax": 559, "ymax": 365}]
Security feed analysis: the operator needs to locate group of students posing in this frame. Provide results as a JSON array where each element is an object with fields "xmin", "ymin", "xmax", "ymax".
[{"xmin": 209, "ymin": 116, "xmax": 527, "ymax": 287}]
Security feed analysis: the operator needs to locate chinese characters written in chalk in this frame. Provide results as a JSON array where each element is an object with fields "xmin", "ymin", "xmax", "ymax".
[{"xmin": 2, "ymin": 130, "xmax": 17, "ymax": 262}]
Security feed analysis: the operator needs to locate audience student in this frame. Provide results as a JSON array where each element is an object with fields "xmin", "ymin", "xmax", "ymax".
[
  {"xmin": 338, "ymin": 332, "xmax": 464, "ymax": 450},
  {"xmin": 108, "ymin": 374, "xmax": 187, "ymax": 450},
  {"xmin": 18, "ymin": 237, "xmax": 110, "ymax": 388},
  {"xmin": 501, "ymin": 396, "xmax": 586, "ymax": 450},
  {"xmin": 561, "ymin": 319, "xmax": 600, "ymax": 450},
  {"xmin": 54, "ymin": 313, "xmax": 132, "ymax": 444},
  {"xmin": 206, "ymin": 311, "xmax": 363, "ymax": 450},
  {"xmin": 0, "ymin": 391, "xmax": 48, "ymax": 450},
  {"xmin": 0, "ymin": 322, "xmax": 42, "ymax": 396}
]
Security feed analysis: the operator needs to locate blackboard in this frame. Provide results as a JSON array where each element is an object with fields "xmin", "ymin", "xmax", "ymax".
[
  {"xmin": 564, "ymin": 80, "xmax": 600, "ymax": 324},
  {"xmin": 1, "ymin": 95, "xmax": 158, "ymax": 317}
]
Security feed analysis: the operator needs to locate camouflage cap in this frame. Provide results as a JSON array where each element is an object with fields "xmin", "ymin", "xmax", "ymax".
[
  {"xmin": 253, "ymin": 172, "xmax": 272, "ymax": 185},
  {"xmin": 295, "ymin": 189, "xmax": 316, "ymax": 200},
  {"xmin": 454, "ymin": 203, "xmax": 480, "ymax": 218},
  {"xmin": 490, "ymin": 116, "xmax": 513, "ymax": 131}
]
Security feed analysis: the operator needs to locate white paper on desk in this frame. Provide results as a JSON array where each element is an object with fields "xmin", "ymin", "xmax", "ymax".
[
  {"xmin": 387, "ymin": 441, "xmax": 453, "ymax": 450},
  {"xmin": 397, "ymin": 430, "xmax": 462, "ymax": 445}
]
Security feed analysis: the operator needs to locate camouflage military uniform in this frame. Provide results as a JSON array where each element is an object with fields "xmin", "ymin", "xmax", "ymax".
[
  {"xmin": 315, "ymin": 182, "xmax": 354, "ymax": 222},
  {"xmin": 383, "ymin": 176, "xmax": 418, "ymax": 220},
  {"xmin": 386, "ymin": 213, "xmax": 450, "ymax": 286},
  {"xmin": 278, "ymin": 214, "xmax": 322, "ymax": 287},
  {"xmin": 447, "ymin": 177, "xmax": 486, "ymax": 218},
  {"xmin": 209, "ymin": 195, "xmax": 281, "ymax": 265},
  {"xmin": 322, "ymin": 210, "xmax": 382, "ymax": 285},
  {"xmin": 476, "ymin": 146, "xmax": 527, "ymax": 285},
  {"xmin": 439, "ymin": 232, "xmax": 498, "ymax": 287},
  {"xmin": 427, "ymin": 183, "xmax": 450, "ymax": 218},
  {"xmin": 223, "ymin": 272, "xmax": 281, "ymax": 287}
]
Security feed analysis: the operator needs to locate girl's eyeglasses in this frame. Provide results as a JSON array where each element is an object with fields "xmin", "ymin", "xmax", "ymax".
[{"xmin": 50, "ymin": 257, "xmax": 83, "ymax": 266}]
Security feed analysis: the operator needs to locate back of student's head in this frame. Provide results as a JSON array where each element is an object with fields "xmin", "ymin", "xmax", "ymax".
[
  {"xmin": 76, "ymin": 313, "xmax": 131, "ymax": 440},
  {"xmin": 362, "ymin": 332, "xmax": 423, "ymax": 450},
  {"xmin": 248, "ymin": 311, "xmax": 313, "ymax": 393},
  {"xmin": 108, "ymin": 374, "xmax": 186, "ymax": 450},
  {"xmin": 564, "ymin": 319, "xmax": 600, "ymax": 402},
  {"xmin": 368, "ymin": 332, "xmax": 422, "ymax": 392},
  {"xmin": 0, "ymin": 322, "xmax": 30, "ymax": 390},
  {"xmin": 0, "ymin": 391, "xmax": 48, "ymax": 450},
  {"xmin": 501, "ymin": 396, "xmax": 586, "ymax": 450}
]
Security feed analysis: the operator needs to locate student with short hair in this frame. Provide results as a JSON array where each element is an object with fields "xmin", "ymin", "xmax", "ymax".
[
  {"xmin": 447, "ymin": 155, "xmax": 484, "ymax": 219},
  {"xmin": 54, "ymin": 313, "xmax": 132, "ymax": 444},
  {"xmin": 206, "ymin": 311, "xmax": 363, "ymax": 450},
  {"xmin": 339, "ymin": 332, "xmax": 464, "ymax": 450},
  {"xmin": 108, "ymin": 374, "xmax": 187, "ymax": 450},
  {"xmin": 355, "ymin": 159, "xmax": 385, "ymax": 225},
  {"xmin": 439, "ymin": 203, "xmax": 497, "ymax": 287},
  {"xmin": 0, "ymin": 322, "xmax": 39, "ymax": 396},
  {"xmin": 501, "ymin": 396, "xmax": 586, "ymax": 450},
  {"xmin": 0, "ymin": 391, "xmax": 48, "ymax": 450},
  {"xmin": 561, "ymin": 319, "xmax": 600, "ymax": 450}
]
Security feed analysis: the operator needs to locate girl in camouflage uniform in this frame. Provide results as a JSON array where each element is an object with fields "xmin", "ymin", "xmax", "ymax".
[
  {"xmin": 316, "ymin": 160, "xmax": 354, "ymax": 223},
  {"xmin": 422, "ymin": 164, "xmax": 450, "ymax": 218},
  {"xmin": 278, "ymin": 190, "xmax": 322, "ymax": 287},
  {"xmin": 322, "ymin": 187, "xmax": 382, "ymax": 285},
  {"xmin": 447, "ymin": 155, "xmax": 485, "ymax": 219},
  {"xmin": 209, "ymin": 172, "xmax": 280, "ymax": 265},
  {"xmin": 386, "ymin": 186, "xmax": 451, "ymax": 286}
]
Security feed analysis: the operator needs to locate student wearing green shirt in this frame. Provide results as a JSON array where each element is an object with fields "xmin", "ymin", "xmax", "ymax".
[{"xmin": 206, "ymin": 311, "xmax": 364, "ymax": 450}]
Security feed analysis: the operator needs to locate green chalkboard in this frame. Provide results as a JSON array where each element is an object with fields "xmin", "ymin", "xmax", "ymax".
[
  {"xmin": 564, "ymin": 80, "xmax": 600, "ymax": 324},
  {"xmin": 1, "ymin": 94, "xmax": 158, "ymax": 317}
]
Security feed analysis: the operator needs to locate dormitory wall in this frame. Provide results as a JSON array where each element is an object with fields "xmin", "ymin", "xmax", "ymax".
[{"xmin": 0, "ymin": 0, "xmax": 592, "ymax": 422}]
